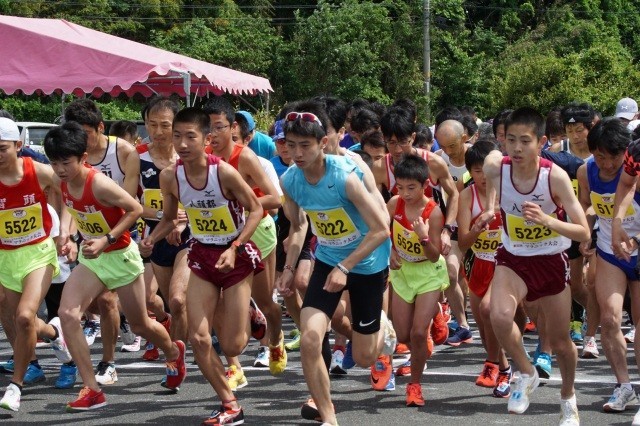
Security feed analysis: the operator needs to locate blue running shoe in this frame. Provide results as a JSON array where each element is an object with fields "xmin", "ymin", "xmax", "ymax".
[
  {"xmin": 534, "ymin": 352, "xmax": 552, "ymax": 379},
  {"xmin": 448, "ymin": 319, "xmax": 460, "ymax": 333},
  {"xmin": 570, "ymin": 321, "xmax": 583, "ymax": 343},
  {"xmin": 342, "ymin": 341, "xmax": 356, "ymax": 370},
  {"xmin": 0, "ymin": 358, "xmax": 14, "ymax": 374},
  {"xmin": 55, "ymin": 364, "xmax": 77, "ymax": 389},
  {"xmin": 384, "ymin": 371, "xmax": 396, "ymax": 391},
  {"xmin": 23, "ymin": 364, "xmax": 45, "ymax": 385},
  {"xmin": 445, "ymin": 327, "xmax": 473, "ymax": 347}
]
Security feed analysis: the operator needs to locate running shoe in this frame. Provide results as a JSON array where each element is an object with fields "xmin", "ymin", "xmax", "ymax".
[
  {"xmin": 431, "ymin": 302, "xmax": 449, "ymax": 345},
  {"xmin": 226, "ymin": 365, "xmax": 248, "ymax": 392},
  {"xmin": 342, "ymin": 341, "xmax": 356, "ymax": 370},
  {"xmin": 284, "ymin": 333, "xmax": 301, "ymax": 352},
  {"xmin": 253, "ymin": 346, "xmax": 269, "ymax": 368},
  {"xmin": 121, "ymin": 335, "xmax": 142, "ymax": 352},
  {"xmin": 269, "ymin": 332, "xmax": 287, "ymax": 375},
  {"xmin": 0, "ymin": 382, "xmax": 20, "ymax": 412},
  {"xmin": 0, "ymin": 358, "xmax": 14, "ymax": 374},
  {"xmin": 507, "ymin": 369, "xmax": 540, "ymax": 414},
  {"xmin": 23, "ymin": 363, "xmax": 46, "ymax": 384},
  {"xmin": 569, "ymin": 321, "xmax": 583, "ymax": 343},
  {"xmin": 202, "ymin": 403, "xmax": 244, "ymax": 425},
  {"xmin": 142, "ymin": 341, "xmax": 160, "ymax": 361},
  {"xmin": 524, "ymin": 318, "xmax": 537, "ymax": 333},
  {"xmin": 119, "ymin": 314, "xmax": 137, "ymax": 345},
  {"xmin": 55, "ymin": 363, "xmax": 78, "ymax": 389},
  {"xmin": 164, "ymin": 340, "xmax": 187, "ymax": 390},
  {"xmin": 581, "ymin": 336, "xmax": 599, "ymax": 359},
  {"xmin": 66, "ymin": 386, "xmax": 107, "ymax": 412},
  {"xmin": 371, "ymin": 355, "xmax": 392, "ymax": 391},
  {"xmin": 381, "ymin": 311, "xmax": 397, "ymax": 355},
  {"xmin": 560, "ymin": 395, "xmax": 580, "ymax": 426},
  {"xmin": 385, "ymin": 371, "xmax": 396, "ymax": 391},
  {"xmin": 329, "ymin": 349, "xmax": 347, "ymax": 376},
  {"xmin": 301, "ymin": 398, "xmax": 321, "ymax": 422},
  {"xmin": 626, "ymin": 327, "xmax": 636, "ymax": 344},
  {"xmin": 475, "ymin": 361, "xmax": 499, "ymax": 388},
  {"xmin": 48, "ymin": 317, "xmax": 73, "ymax": 363},
  {"xmin": 95, "ymin": 361, "xmax": 118, "ymax": 385},
  {"xmin": 603, "ymin": 384, "xmax": 638, "ymax": 412},
  {"xmin": 534, "ymin": 352, "xmax": 552, "ymax": 379},
  {"xmin": 406, "ymin": 382, "xmax": 425, "ymax": 407},
  {"xmin": 83, "ymin": 320, "xmax": 100, "ymax": 346},
  {"xmin": 395, "ymin": 359, "xmax": 411, "ymax": 377},
  {"xmin": 395, "ymin": 343, "xmax": 410, "ymax": 355},
  {"xmin": 289, "ymin": 328, "xmax": 300, "ymax": 338},
  {"xmin": 249, "ymin": 298, "xmax": 267, "ymax": 340},
  {"xmin": 493, "ymin": 368, "xmax": 512, "ymax": 398},
  {"xmin": 445, "ymin": 326, "xmax": 473, "ymax": 347},
  {"xmin": 159, "ymin": 314, "xmax": 172, "ymax": 335}
]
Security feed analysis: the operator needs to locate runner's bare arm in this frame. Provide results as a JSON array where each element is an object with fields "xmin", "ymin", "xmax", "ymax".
[
  {"xmin": 239, "ymin": 148, "xmax": 281, "ymax": 210},
  {"xmin": 276, "ymin": 184, "xmax": 309, "ymax": 296},
  {"xmin": 219, "ymin": 161, "xmax": 263, "ymax": 245},
  {"xmin": 541, "ymin": 166, "xmax": 590, "ymax": 242}
]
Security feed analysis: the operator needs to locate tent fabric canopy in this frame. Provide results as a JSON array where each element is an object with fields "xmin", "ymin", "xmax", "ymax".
[{"xmin": 0, "ymin": 15, "xmax": 272, "ymax": 98}]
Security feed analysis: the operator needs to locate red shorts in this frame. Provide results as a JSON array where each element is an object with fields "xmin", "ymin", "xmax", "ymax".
[
  {"xmin": 187, "ymin": 240, "xmax": 264, "ymax": 290},
  {"xmin": 495, "ymin": 246, "xmax": 569, "ymax": 302},
  {"xmin": 469, "ymin": 258, "xmax": 495, "ymax": 298}
]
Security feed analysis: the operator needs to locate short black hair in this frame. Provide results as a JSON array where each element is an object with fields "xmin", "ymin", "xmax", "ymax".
[
  {"xmin": 505, "ymin": 107, "xmax": 546, "ymax": 139},
  {"xmin": 465, "ymin": 139, "xmax": 498, "ymax": 171},
  {"xmin": 202, "ymin": 97, "xmax": 235, "ymax": 124},
  {"xmin": 148, "ymin": 97, "xmax": 180, "ymax": 118},
  {"xmin": 545, "ymin": 109, "xmax": 565, "ymax": 138},
  {"xmin": 561, "ymin": 102, "xmax": 595, "ymax": 129},
  {"xmin": 44, "ymin": 122, "xmax": 87, "ymax": 160},
  {"xmin": 173, "ymin": 107, "xmax": 211, "ymax": 135},
  {"xmin": 351, "ymin": 108, "xmax": 380, "ymax": 134},
  {"xmin": 435, "ymin": 107, "xmax": 462, "ymax": 128},
  {"xmin": 492, "ymin": 109, "xmax": 513, "ymax": 137},
  {"xmin": 283, "ymin": 99, "xmax": 328, "ymax": 141},
  {"xmin": 391, "ymin": 99, "xmax": 417, "ymax": 123},
  {"xmin": 461, "ymin": 115, "xmax": 478, "ymax": 138},
  {"xmin": 394, "ymin": 154, "xmax": 429, "ymax": 185},
  {"xmin": 360, "ymin": 129, "xmax": 386, "ymax": 150},
  {"xmin": 64, "ymin": 99, "xmax": 103, "ymax": 130},
  {"xmin": 381, "ymin": 107, "xmax": 415, "ymax": 140},
  {"xmin": 109, "ymin": 120, "xmax": 138, "ymax": 140},
  {"xmin": 312, "ymin": 96, "xmax": 347, "ymax": 132},
  {"xmin": 413, "ymin": 124, "xmax": 433, "ymax": 148},
  {"xmin": 586, "ymin": 117, "xmax": 631, "ymax": 156}
]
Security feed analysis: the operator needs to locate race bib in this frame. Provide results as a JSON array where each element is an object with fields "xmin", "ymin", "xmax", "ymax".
[
  {"xmin": 308, "ymin": 208, "xmax": 360, "ymax": 247},
  {"xmin": 590, "ymin": 192, "xmax": 634, "ymax": 219},
  {"xmin": 0, "ymin": 204, "xmax": 45, "ymax": 245},
  {"xmin": 571, "ymin": 179, "xmax": 579, "ymax": 197},
  {"xmin": 505, "ymin": 213, "xmax": 558, "ymax": 249},
  {"xmin": 471, "ymin": 229, "xmax": 502, "ymax": 261},
  {"xmin": 392, "ymin": 221, "xmax": 426, "ymax": 262},
  {"xmin": 68, "ymin": 208, "xmax": 111, "ymax": 239},
  {"xmin": 186, "ymin": 205, "xmax": 238, "ymax": 244}
]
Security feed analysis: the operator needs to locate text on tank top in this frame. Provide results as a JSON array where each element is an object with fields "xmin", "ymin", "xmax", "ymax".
[{"xmin": 91, "ymin": 136, "xmax": 125, "ymax": 187}]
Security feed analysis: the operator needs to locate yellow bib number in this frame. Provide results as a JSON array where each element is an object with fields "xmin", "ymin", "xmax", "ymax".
[
  {"xmin": 506, "ymin": 213, "xmax": 557, "ymax": 242},
  {"xmin": 590, "ymin": 192, "xmax": 634, "ymax": 219},
  {"xmin": 308, "ymin": 208, "xmax": 360, "ymax": 247},
  {"xmin": 186, "ymin": 206, "xmax": 237, "ymax": 243},
  {"xmin": 68, "ymin": 209, "xmax": 111, "ymax": 238},
  {"xmin": 0, "ymin": 204, "xmax": 45, "ymax": 245},
  {"xmin": 472, "ymin": 229, "xmax": 501, "ymax": 260},
  {"xmin": 143, "ymin": 188, "xmax": 163, "ymax": 211},
  {"xmin": 571, "ymin": 179, "xmax": 579, "ymax": 197},
  {"xmin": 392, "ymin": 221, "xmax": 425, "ymax": 262}
]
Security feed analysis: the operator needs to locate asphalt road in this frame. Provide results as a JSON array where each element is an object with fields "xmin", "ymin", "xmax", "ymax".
[{"xmin": 0, "ymin": 316, "xmax": 636, "ymax": 425}]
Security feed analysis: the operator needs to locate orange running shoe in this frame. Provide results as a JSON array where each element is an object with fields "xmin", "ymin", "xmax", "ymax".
[
  {"xmin": 431, "ymin": 302, "xmax": 449, "ymax": 345},
  {"xmin": 159, "ymin": 314, "xmax": 172, "ymax": 335},
  {"xmin": 370, "ymin": 355, "xmax": 392, "ymax": 391},
  {"xmin": 66, "ymin": 386, "xmax": 107, "ymax": 412},
  {"xmin": 406, "ymin": 382, "xmax": 425, "ymax": 407},
  {"xmin": 524, "ymin": 319, "xmax": 537, "ymax": 333},
  {"xmin": 395, "ymin": 343, "xmax": 411, "ymax": 355},
  {"xmin": 395, "ymin": 359, "xmax": 411, "ymax": 376},
  {"xmin": 142, "ymin": 341, "xmax": 160, "ymax": 361},
  {"xmin": 475, "ymin": 361, "xmax": 499, "ymax": 388}
]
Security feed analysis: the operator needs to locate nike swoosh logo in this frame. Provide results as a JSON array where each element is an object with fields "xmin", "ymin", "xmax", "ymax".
[
  {"xmin": 371, "ymin": 375, "xmax": 379, "ymax": 384},
  {"xmin": 359, "ymin": 318, "xmax": 376, "ymax": 327},
  {"xmin": 328, "ymin": 184, "xmax": 335, "ymax": 188}
]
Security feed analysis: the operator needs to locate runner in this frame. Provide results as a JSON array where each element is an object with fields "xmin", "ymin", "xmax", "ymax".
[
  {"xmin": 479, "ymin": 107, "xmax": 590, "ymax": 423},
  {"xmin": 142, "ymin": 107, "xmax": 263, "ymax": 425},
  {"xmin": 277, "ymin": 104, "xmax": 396, "ymax": 426},
  {"xmin": 44, "ymin": 122, "xmax": 186, "ymax": 411}
]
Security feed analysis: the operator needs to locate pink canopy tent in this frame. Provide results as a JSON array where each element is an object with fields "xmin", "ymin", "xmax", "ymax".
[{"xmin": 0, "ymin": 15, "xmax": 272, "ymax": 105}]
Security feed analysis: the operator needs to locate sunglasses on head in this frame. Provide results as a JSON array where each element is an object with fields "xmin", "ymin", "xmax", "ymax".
[{"xmin": 285, "ymin": 112, "xmax": 323, "ymax": 127}]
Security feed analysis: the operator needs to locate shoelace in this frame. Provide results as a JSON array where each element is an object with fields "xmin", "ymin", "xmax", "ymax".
[
  {"xmin": 481, "ymin": 365, "xmax": 495, "ymax": 379},
  {"xmin": 407, "ymin": 384, "xmax": 422, "ymax": 399},
  {"xmin": 78, "ymin": 387, "xmax": 92, "ymax": 398},
  {"xmin": 270, "ymin": 346, "xmax": 283, "ymax": 361},
  {"xmin": 96, "ymin": 363, "xmax": 110, "ymax": 375}
]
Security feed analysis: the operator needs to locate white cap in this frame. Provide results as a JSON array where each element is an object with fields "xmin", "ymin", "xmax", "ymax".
[
  {"xmin": 615, "ymin": 97, "xmax": 638, "ymax": 120},
  {"xmin": 0, "ymin": 117, "xmax": 20, "ymax": 141}
]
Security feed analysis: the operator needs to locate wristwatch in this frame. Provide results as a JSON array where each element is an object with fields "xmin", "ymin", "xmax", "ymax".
[
  {"xmin": 632, "ymin": 235, "xmax": 640, "ymax": 248},
  {"xmin": 156, "ymin": 210, "xmax": 164, "ymax": 220},
  {"xmin": 105, "ymin": 233, "xmax": 117, "ymax": 245},
  {"xmin": 70, "ymin": 232, "xmax": 81, "ymax": 243},
  {"xmin": 443, "ymin": 224, "xmax": 457, "ymax": 234},
  {"xmin": 232, "ymin": 240, "xmax": 245, "ymax": 255}
]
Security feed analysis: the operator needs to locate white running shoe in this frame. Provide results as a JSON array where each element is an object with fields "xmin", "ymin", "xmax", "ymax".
[
  {"xmin": 95, "ymin": 361, "xmax": 118, "ymax": 385},
  {"xmin": 48, "ymin": 317, "xmax": 73, "ymax": 363},
  {"xmin": 121, "ymin": 335, "xmax": 142, "ymax": 352},
  {"xmin": 508, "ymin": 368, "xmax": 540, "ymax": 414},
  {"xmin": 329, "ymin": 350, "xmax": 347, "ymax": 375},
  {"xmin": 0, "ymin": 383, "xmax": 21, "ymax": 412},
  {"xmin": 626, "ymin": 327, "xmax": 636, "ymax": 344},
  {"xmin": 581, "ymin": 336, "xmax": 599, "ymax": 359},
  {"xmin": 83, "ymin": 320, "xmax": 100, "ymax": 346},
  {"xmin": 253, "ymin": 346, "xmax": 270, "ymax": 368},
  {"xmin": 603, "ymin": 384, "xmax": 638, "ymax": 412},
  {"xmin": 559, "ymin": 395, "xmax": 579, "ymax": 426}
]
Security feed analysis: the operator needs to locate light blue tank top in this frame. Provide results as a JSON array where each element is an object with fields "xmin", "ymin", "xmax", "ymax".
[{"xmin": 281, "ymin": 154, "xmax": 388, "ymax": 274}]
